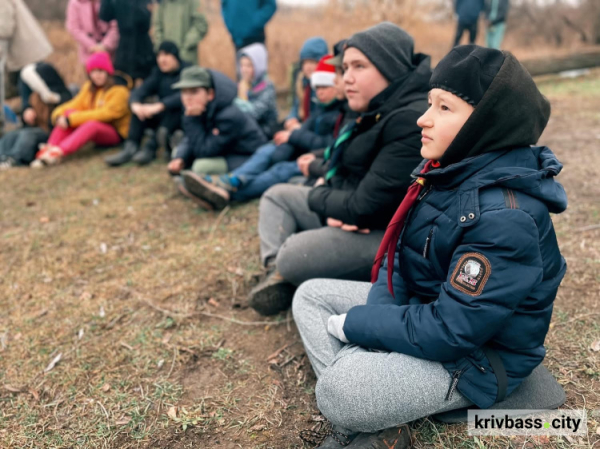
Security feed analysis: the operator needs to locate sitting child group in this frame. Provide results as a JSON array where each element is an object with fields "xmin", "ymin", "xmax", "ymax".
[{"xmin": 0, "ymin": 1, "xmax": 569, "ymax": 448}]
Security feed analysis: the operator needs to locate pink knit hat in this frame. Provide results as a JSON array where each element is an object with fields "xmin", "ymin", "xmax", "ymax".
[{"xmin": 86, "ymin": 52, "xmax": 114, "ymax": 76}]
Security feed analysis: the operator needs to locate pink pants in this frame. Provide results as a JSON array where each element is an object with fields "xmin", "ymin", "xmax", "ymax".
[{"xmin": 48, "ymin": 120, "xmax": 121, "ymax": 156}]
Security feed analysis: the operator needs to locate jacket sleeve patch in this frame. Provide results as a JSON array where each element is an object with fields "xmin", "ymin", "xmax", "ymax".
[{"xmin": 450, "ymin": 252, "xmax": 491, "ymax": 296}]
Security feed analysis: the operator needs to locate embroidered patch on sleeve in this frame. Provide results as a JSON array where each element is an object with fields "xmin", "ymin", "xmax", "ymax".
[{"xmin": 450, "ymin": 252, "xmax": 492, "ymax": 296}]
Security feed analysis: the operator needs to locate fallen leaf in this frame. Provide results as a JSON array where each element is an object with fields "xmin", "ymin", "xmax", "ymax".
[
  {"xmin": 120, "ymin": 342, "xmax": 133, "ymax": 351},
  {"xmin": 590, "ymin": 340, "xmax": 600, "ymax": 352},
  {"xmin": 157, "ymin": 359, "xmax": 165, "ymax": 369},
  {"xmin": 116, "ymin": 417, "xmax": 131, "ymax": 426},
  {"xmin": 92, "ymin": 199, "xmax": 99, "ymax": 206},
  {"xmin": 78, "ymin": 328, "xmax": 84, "ymax": 340},
  {"xmin": 4, "ymin": 385, "xmax": 22, "ymax": 393},
  {"xmin": 100, "ymin": 243, "xmax": 107, "ymax": 254},
  {"xmin": 99, "ymin": 306, "xmax": 105, "ymax": 318},
  {"xmin": 249, "ymin": 424, "xmax": 266, "ymax": 432},
  {"xmin": 207, "ymin": 298, "xmax": 220, "ymax": 308},
  {"xmin": 596, "ymin": 427, "xmax": 600, "ymax": 435},
  {"xmin": 13, "ymin": 333, "xmax": 21, "ymax": 341},
  {"xmin": 44, "ymin": 353, "xmax": 62, "ymax": 373},
  {"xmin": 26, "ymin": 201, "xmax": 35, "ymax": 207},
  {"xmin": 167, "ymin": 406, "xmax": 178, "ymax": 420},
  {"xmin": 39, "ymin": 216, "xmax": 50, "ymax": 223},
  {"xmin": 101, "ymin": 384, "xmax": 111, "ymax": 392},
  {"xmin": 28, "ymin": 388, "xmax": 40, "ymax": 401},
  {"xmin": 79, "ymin": 292, "xmax": 93, "ymax": 301}
]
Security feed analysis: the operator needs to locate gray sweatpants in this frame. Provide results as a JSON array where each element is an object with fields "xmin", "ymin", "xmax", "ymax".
[
  {"xmin": 258, "ymin": 184, "xmax": 384, "ymax": 285},
  {"xmin": 292, "ymin": 279, "xmax": 472, "ymax": 433}
]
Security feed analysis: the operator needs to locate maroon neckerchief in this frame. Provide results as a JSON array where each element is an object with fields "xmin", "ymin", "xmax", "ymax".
[
  {"xmin": 371, "ymin": 160, "xmax": 440, "ymax": 297},
  {"xmin": 302, "ymin": 84, "xmax": 312, "ymax": 121}
]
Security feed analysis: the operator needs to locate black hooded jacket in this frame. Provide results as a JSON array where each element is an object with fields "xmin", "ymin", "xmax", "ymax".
[
  {"xmin": 99, "ymin": 0, "xmax": 155, "ymax": 80},
  {"xmin": 174, "ymin": 70, "xmax": 267, "ymax": 170},
  {"xmin": 307, "ymin": 54, "xmax": 431, "ymax": 230}
]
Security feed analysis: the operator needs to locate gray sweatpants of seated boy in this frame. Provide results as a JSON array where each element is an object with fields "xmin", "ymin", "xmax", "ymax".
[
  {"xmin": 259, "ymin": 184, "xmax": 384, "ymax": 285},
  {"xmin": 292, "ymin": 279, "xmax": 473, "ymax": 433}
]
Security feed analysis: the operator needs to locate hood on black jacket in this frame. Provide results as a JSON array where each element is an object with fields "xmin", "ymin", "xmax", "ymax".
[
  {"xmin": 439, "ymin": 52, "xmax": 551, "ymax": 167},
  {"xmin": 205, "ymin": 69, "xmax": 237, "ymax": 121},
  {"xmin": 367, "ymin": 53, "xmax": 432, "ymax": 117}
]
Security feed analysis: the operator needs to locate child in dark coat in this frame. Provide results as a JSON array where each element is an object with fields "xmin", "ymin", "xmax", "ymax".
[
  {"xmin": 168, "ymin": 66, "xmax": 267, "ymax": 205},
  {"xmin": 293, "ymin": 45, "xmax": 566, "ymax": 448},
  {"xmin": 105, "ymin": 41, "xmax": 189, "ymax": 167},
  {"xmin": 180, "ymin": 55, "xmax": 346, "ymax": 210}
]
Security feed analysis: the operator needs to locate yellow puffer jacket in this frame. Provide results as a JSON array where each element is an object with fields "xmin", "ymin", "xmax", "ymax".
[{"xmin": 51, "ymin": 81, "xmax": 131, "ymax": 139}]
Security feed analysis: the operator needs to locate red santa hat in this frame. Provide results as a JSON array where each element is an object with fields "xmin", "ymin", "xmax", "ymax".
[{"xmin": 311, "ymin": 55, "xmax": 336, "ymax": 90}]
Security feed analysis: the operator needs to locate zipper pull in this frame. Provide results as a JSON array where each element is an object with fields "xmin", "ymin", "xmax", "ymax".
[
  {"xmin": 445, "ymin": 370, "xmax": 462, "ymax": 401},
  {"xmin": 422, "ymin": 228, "xmax": 434, "ymax": 259}
]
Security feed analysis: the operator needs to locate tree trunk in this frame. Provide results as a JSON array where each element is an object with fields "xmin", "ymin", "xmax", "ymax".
[{"xmin": 522, "ymin": 47, "xmax": 600, "ymax": 76}]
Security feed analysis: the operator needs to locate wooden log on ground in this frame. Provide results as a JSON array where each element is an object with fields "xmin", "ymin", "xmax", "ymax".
[{"xmin": 521, "ymin": 47, "xmax": 600, "ymax": 77}]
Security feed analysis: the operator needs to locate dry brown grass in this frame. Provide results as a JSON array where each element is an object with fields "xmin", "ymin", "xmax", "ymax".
[{"xmin": 0, "ymin": 69, "xmax": 600, "ymax": 448}]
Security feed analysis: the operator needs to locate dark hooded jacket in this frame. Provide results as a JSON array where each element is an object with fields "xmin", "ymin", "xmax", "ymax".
[
  {"xmin": 129, "ymin": 60, "xmax": 190, "ymax": 111},
  {"xmin": 306, "ymin": 54, "xmax": 431, "ymax": 230},
  {"xmin": 343, "ymin": 52, "xmax": 567, "ymax": 410},
  {"xmin": 99, "ymin": 0, "xmax": 155, "ymax": 80},
  {"xmin": 174, "ymin": 69, "xmax": 267, "ymax": 170}
]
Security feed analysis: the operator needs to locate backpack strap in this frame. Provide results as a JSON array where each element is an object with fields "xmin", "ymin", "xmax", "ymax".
[{"xmin": 482, "ymin": 346, "xmax": 507, "ymax": 403}]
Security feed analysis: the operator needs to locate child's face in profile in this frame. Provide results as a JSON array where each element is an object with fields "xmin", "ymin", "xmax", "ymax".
[
  {"xmin": 342, "ymin": 47, "xmax": 390, "ymax": 113},
  {"xmin": 239, "ymin": 56, "xmax": 255, "ymax": 83},
  {"xmin": 315, "ymin": 85, "xmax": 338, "ymax": 104},
  {"xmin": 90, "ymin": 69, "xmax": 108, "ymax": 87},
  {"xmin": 181, "ymin": 87, "xmax": 215, "ymax": 116},
  {"xmin": 302, "ymin": 59, "xmax": 318, "ymax": 79},
  {"xmin": 417, "ymin": 88, "xmax": 475, "ymax": 161}
]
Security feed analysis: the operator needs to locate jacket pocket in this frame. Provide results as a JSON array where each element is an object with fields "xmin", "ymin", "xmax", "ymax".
[{"xmin": 422, "ymin": 228, "xmax": 434, "ymax": 259}]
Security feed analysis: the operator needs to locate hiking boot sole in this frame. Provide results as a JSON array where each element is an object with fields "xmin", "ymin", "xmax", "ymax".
[
  {"xmin": 249, "ymin": 281, "xmax": 296, "ymax": 316},
  {"xmin": 181, "ymin": 171, "xmax": 230, "ymax": 210},
  {"xmin": 177, "ymin": 182, "xmax": 214, "ymax": 211}
]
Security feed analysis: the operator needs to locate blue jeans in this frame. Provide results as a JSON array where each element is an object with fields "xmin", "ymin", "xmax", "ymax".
[
  {"xmin": 231, "ymin": 142, "xmax": 278, "ymax": 179},
  {"xmin": 486, "ymin": 22, "xmax": 506, "ymax": 49},
  {"xmin": 232, "ymin": 161, "xmax": 302, "ymax": 202}
]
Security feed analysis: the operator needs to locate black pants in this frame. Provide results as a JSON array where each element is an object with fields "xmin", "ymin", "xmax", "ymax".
[
  {"xmin": 127, "ymin": 111, "xmax": 182, "ymax": 149},
  {"xmin": 454, "ymin": 21, "xmax": 478, "ymax": 46}
]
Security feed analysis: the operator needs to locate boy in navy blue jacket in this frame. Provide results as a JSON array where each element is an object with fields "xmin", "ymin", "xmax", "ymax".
[
  {"xmin": 292, "ymin": 46, "xmax": 567, "ymax": 448},
  {"xmin": 180, "ymin": 55, "xmax": 347, "ymax": 209},
  {"xmin": 167, "ymin": 66, "xmax": 267, "ymax": 200}
]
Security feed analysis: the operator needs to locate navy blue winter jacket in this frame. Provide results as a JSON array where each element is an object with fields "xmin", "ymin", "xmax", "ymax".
[
  {"xmin": 344, "ymin": 147, "xmax": 567, "ymax": 409},
  {"xmin": 175, "ymin": 70, "xmax": 267, "ymax": 170}
]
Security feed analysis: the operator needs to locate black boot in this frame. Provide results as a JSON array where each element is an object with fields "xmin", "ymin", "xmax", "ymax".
[
  {"xmin": 132, "ymin": 136, "xmax": 157, "ymax": 166},
  {"xmin": 347, "ymin": 425, "xmax": 412, "ymax": 448},
  {"xmin": 104, "ymin": 140, "xmax": 138, "ymax": 167},
  {"xmin": 248, "ymin": 270, "xmax": 296, "ymax": 316},
  {"xmin": 300, "ymin": 425, "xmax": 359, "ymax": 448}
]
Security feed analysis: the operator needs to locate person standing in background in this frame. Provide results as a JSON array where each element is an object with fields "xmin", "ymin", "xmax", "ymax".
[
  {"xmin": 0, "ymin": 0, "xmax": 53, "ymax": 134},
  {"xmin": 66, "ymin": 0, "xmax": 119, "ymax": 66},
  {"xmin": 484, "ymin": 0, "xmax": 510, "ymax": 49},
  {"xmin": 152, "ymin": 0, "xmax": 208, "ymax": 65},
  {"xmin": 454, "ymin": 0, "xmax": 484, "ymax": 46},
  {"xmin": 221, "ymin": 0, "xmax": 277, "ymax": 52},
  {"xmin": 99, "ymin": 0, "xmax": 155, "ymax": 84}
]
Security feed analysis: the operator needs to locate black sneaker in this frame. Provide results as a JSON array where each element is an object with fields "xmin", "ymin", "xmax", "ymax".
[
  {"xmin": 347, "ymin": 425, "xmax": 412, "ymax": 448},
  {"xmin": 181, "ymin": 170, "xmax": 230, "ymax": 210},
  {"xmin": 248, "ymin": 270, "xmax": 295, "ymax": 316}
]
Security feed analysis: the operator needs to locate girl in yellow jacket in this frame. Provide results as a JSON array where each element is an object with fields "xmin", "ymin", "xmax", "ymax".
[{"xmin": 32, "ymin": 52, "xmax": 131, "ymax": 167}]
